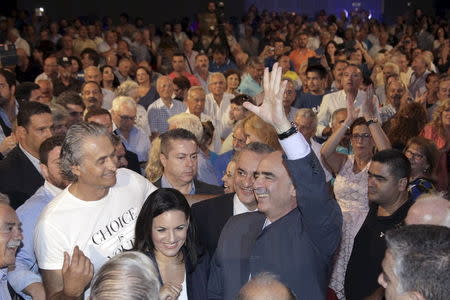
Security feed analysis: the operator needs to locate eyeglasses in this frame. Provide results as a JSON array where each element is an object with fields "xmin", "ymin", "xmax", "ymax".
[
  {"xmin": 119, "ymin": 115, "xmax": 136, "ymax": 121},
  {"xmin": 69, "ymin": 111, "xmax": 83, "ymax": 117},
  {"xmin": 350, "ymin": 133, "xmax": 371, "ymax": 140},
  {"xmin": 284, "ymin": 90, "xmax": 295, "ymax": 95},
  {"xmin": 232, "ymin": 135, "xmax": 246, "ymax": 144},
  {"xmin": 405, "ymin": 149, "xmax": 424, "ymax": 160}
]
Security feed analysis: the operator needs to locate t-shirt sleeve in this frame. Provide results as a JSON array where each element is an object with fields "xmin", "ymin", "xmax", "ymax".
[{"xmin": 34, "ymin": 219, "xmax": 68, "ymax": 270}]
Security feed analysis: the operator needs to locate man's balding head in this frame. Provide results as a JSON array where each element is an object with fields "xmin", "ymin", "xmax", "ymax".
[
  {"xmin": 237, "ymin": 272, "xmax": 296, "ymax": 300},
  {"xmin": 405, "ymin": 194, "xmax": 450, "ymax": 227}
]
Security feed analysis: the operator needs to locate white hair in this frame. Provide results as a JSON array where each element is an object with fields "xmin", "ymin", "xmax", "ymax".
[
  {"xmin": 111, "ymin": 96, "xmax": 136, "ymax": 112},
  {"xmin": 90, "ymin": 251, "xmax": 160, "ymax": 300}
]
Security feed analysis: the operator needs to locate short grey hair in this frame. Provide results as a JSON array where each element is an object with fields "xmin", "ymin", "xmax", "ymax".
[
  {"xmin": 187, "ymin": 86, "xmax": 206, "ymax": 100},
  {"xmin": 385, "ymin": 225, "xmax": 450, "ymax": 300},
  {"xmin": 167, "ymin": 112, "xmax": 203, "ymax": 142},
  {"xmin": 90, "ymin": 251, "xmax": 160, "ymax": 300},
  {"xmin": 49, "ymin": 103, "xmax": 69, "ymax": 123},
  {"xmin": 60, "ymin": 122, "xmax": 113, "ymax": 182},
  {"xmin": 207, "ymin": 72, "xmax": 226, "ymax": 85},
  {"xmin": 115, "ymin": 80, "xmax": 139, "ymax": 98},
  {"xmin": 0, "ymin": 193, "xmax": 10, "ymax": 204},
  {"xmin": 111, "ymin": 96, "xmax": 137, "ymax": 112},
  {"xmin": 234, "ymin": 142, "xmax": 275, "ymax": 162}
]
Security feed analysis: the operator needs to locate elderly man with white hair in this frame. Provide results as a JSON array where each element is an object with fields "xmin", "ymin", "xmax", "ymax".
[
  {"xmin": 111, "ymin": 96, "xmax": 151, "ymax": 163},
  {"xmin": 7, "ymin": 28, "xmax": 30, "ymax": 56},
  {"xmin": 205, "ymin": 72, "xmax": 234, "ymax": 140}
]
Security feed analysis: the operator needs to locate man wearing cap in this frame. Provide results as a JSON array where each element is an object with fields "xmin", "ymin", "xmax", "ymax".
[{"xmin": 52, "ymin": 57, "xmax": 82, "ymax": 97}]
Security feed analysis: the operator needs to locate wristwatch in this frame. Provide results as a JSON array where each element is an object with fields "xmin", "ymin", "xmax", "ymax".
[{"xmin": 277, "ymin": 122, "xmax": 298, "ymax": 140}]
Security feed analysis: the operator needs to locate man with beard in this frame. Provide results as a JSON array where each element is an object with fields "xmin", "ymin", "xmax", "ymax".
[
  {"xmin": 8, "ymin": 136, "xmax": 69, "ymax": 300},
  {"xmin": 194, "ymin": 53, "xmax": 211, "ymax": 93}
]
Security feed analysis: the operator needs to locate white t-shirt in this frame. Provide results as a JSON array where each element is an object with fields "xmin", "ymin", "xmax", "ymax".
[{"xmin": 34, "ymin": 168, "xmax": 157, "ymax": 273}]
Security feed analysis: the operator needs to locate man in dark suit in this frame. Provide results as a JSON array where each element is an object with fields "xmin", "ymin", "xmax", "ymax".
[
  {"xmin": 191, "ymin": 142, "xmax": 274, "ymax": 256},
  {"xmin": 0, "ymin": 102, "xmax": 53, "ymax": 208},
  {"xmin": 208, "ymin": 63, "xmax": 342, "ymax": 300},
  {"xmin": 154, "ymin": 128, "xmax": 223, "ymax": 195}
]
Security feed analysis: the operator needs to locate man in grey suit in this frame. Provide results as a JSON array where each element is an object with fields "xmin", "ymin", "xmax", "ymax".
[{"xmin": 208, "ymin": 63, "xmax": 342, "ymax": 300}]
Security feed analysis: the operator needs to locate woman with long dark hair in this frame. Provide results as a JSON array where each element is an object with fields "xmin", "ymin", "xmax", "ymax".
[{"xmin": 134, "ymin": 188, "xmax": 209, "ymax": 300}]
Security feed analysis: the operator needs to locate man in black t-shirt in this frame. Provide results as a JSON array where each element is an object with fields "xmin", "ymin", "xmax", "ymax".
[{"xmin": 345, "ymin": 150, "xmax": 413, "ymax": 300}]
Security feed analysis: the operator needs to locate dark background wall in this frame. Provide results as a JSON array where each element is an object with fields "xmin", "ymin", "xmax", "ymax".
[{"xmin": 12, "ymin": 0, "xmax": 449, "ymax": 25}]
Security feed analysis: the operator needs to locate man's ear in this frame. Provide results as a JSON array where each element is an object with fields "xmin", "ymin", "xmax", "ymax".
[
  {"xmin": 15, "ymin": 125, "xmax": 26, "ymax": 141},
  {"xmin": 71, "ymin": 164, "xmax": 81, "ymax": 177},
  {"xmin": 407, "ymin": 291, "xmax": 426, "ymax": 300},
  {"xmin": 289, "ymin": 183, "xmax": 296, "ymax": 200},
  {"xmin": 160, "ymin": 153, "xmax": 167, "ymax": 169},
  {"xmin": 41, "ymin": 163, "xmax": 49, "ymax": 180},
  {"xmin": 398, "ymin": 177, "xmax": 408, "ymax": 192}
]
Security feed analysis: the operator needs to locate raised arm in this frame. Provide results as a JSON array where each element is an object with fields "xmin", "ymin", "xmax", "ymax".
[
  {"xmin": 244, "ymin": 63, "xmax": 342, "ymax": 258},
  {"xmin": 320, "ymin": 93, "xmax": 358, "ymax": 174},
  {"xmin": 363, "ymin": 86, "xmax": 391, "ymax": 151},
  {"xmin": 243, "ymin": 62, "xmax": 310, "ymax": 157}
]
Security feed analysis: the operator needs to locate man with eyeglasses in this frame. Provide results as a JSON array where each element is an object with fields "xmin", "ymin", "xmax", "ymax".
[
  {"xmin": 110, "ymin": 96, "xmax": 150, "ymax": 164},
  {"xmin": 282, "ymin": 78, "xmax": 299, "ymax": 122}
]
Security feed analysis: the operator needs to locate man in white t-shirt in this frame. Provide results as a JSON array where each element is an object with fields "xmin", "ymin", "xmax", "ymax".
[{"xmin": 34, "ymin": 122, "xmax": 157, "ymax": 299}]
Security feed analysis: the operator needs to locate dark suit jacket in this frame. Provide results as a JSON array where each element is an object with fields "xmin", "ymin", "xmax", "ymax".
[
  {"xmin": 191, "ymin": 193, "xmax": 234, "ymax": 256},
  {"xmin": 153, "ymin": 177, "xmax": 224, "ymax": 195},
  {"xmin": 0, "ymin": 146, "xmax": 44, "ymax": 209},
  {"xmin": 208, "ymin": 151, "xmax": 343, "ymax": 300}
]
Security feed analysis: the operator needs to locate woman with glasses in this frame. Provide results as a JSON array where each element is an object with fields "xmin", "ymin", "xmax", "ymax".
[
  {"xmin": 404, "ymin": 136, "xmax": 438, "ymax": 201},
  {"xmin": 321, "ymin": 92, "xmax": 391, "ymax": 299}
]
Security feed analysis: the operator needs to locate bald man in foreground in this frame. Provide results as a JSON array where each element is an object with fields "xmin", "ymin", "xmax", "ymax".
[
  {"xmin": 405, "ymin": 193, "xmax": 450, "ymax": 227},
  {"xmin": 237, "ymin": 273, "xmax": 296, "ymax": 300}
]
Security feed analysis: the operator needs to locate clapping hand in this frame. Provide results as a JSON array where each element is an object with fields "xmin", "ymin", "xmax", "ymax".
[
  {"xmin": 243, "ymin": 63, "xmax": 290, "ymax": 133},
  {"xmin": 62, "ymin": 246, "xmax": 93, "ymax": 298},
  {"xmin": 159, "ymin": 283, "xmax": 182, "ymax": 300},
  {"xmin": 362, "ymin": 85, "xmax": 377, "ymax": 121}
]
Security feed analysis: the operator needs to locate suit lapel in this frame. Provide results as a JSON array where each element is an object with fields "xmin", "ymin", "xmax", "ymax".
[{"xmin": 240, "ymin": 213, "xmax": 265, "ymax": 285}]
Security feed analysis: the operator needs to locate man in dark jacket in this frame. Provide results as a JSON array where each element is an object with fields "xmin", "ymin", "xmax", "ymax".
[{"xmin": 208, "ymin": 63, "xmax": 342, "ymax": 300}]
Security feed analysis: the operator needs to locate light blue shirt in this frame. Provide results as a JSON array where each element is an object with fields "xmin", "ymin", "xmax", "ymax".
[
  {"xmin": 8, "ymin": 182, "xmax": 61, "ymax": 299},
  {"xmin": 0, "ymin": 268, "xmax": 11, "ymax": 300},
  {"xmin": 147, "ymin": 98, "xmax": 186, "ymax": 135},
  {"xmin": 161, "ymin": 175, "xmax": 196, "ymax": 195},
  {"xmin": 237, "ymin": 74, "xmax": 263, "ymax": 97},
  {"xmin": 197, "ymin": 150, "xmax": 220, "ymax": 186},
  {"xmin": 114, "ymin": 125, "xmax": 151, "ymax": 163}
]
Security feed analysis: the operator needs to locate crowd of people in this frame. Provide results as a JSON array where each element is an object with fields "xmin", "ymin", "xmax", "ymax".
[{"xmin": 0, "ymin": 2, "xmax": 449, "ymax": 300}]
